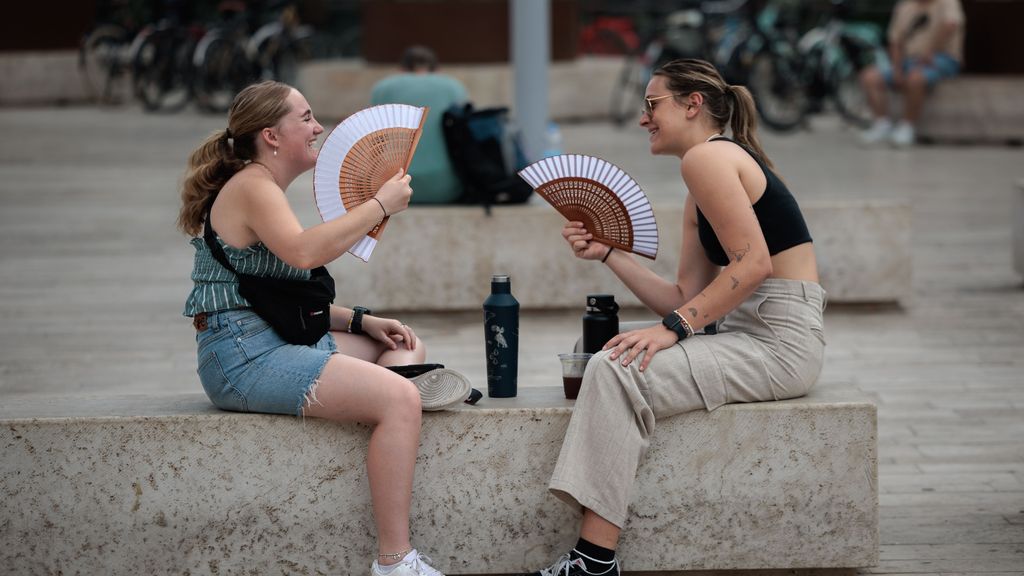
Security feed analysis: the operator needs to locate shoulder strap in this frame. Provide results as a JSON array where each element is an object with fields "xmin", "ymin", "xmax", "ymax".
[
  {"xmin": 202, "ymin": 201, "xmax": 239, "ymax": 276},
  {"xmin": 202, "ymin": 201, "xmax": 332, "ymax": 279}
]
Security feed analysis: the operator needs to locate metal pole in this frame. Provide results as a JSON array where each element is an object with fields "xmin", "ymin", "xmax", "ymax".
[{"xmin": 511, "ymin": 0, "xmax": 550, "ymax": 162}]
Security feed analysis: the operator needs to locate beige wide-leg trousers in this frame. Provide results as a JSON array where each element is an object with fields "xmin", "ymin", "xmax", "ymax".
[{"xmin": 549, "ymin": 278, "xmax": 827, "ymax": 527}]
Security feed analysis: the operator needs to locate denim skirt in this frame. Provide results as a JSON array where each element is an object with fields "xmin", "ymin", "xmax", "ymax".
[{"xmin": 194, "ymin": 308, "xmax": 337, "ymax": 416}]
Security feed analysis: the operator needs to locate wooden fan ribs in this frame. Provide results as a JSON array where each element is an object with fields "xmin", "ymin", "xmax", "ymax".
[
  {"xmin": 338, "ymin": 127, "xmax": 417, "ymax": 239},
  {"xmin": 517, "ymin": 153, "xmax": 658, "ymax": 260},
  {"xmin": 541, "ymin": 178, "xmax": 634, "ymax": 251}
]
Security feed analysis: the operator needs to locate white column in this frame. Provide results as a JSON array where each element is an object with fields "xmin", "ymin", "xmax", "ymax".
[{"xmin": 511, "ymin": 0, "xmax": 550, "ymax": 162}]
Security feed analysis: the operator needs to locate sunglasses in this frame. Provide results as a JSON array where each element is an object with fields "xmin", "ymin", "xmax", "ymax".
[{"xmin": 642, "ymin": 94, "xmax": 675, "ymax": 117}]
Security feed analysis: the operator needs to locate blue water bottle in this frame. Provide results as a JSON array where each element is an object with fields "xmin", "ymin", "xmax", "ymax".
[{"xmin": 483, "ymin": 274, "xmax": 519, "ymax": 398}]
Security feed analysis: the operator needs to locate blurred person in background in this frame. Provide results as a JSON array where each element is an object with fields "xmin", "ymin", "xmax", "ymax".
[
  {"xmin": 371, "ymin": 45, "xmax": 469, "ymax": 204},
  {"xmin": 859, "ymin": 0, "xmax": 965, "ymax": 147}
]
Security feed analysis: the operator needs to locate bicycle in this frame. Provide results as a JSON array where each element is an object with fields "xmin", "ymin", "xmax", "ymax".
[
  {"xmin": 722, "ymin": 1, "xmax": 810, "ymax": 132},
  {"xmin": 605, "ymin": 3, "xmax": 714, "ymax": 127},
  {"xmin": 192, "ymin": 1, "xmax": 256, "ymax": 113},
  {"xmin": 605, "ymin": 0, "xmax": 770, "ymax": 128},
  {"xmin": 131, "ymin": 16, "xmax": 202, "ymax": 112},
  {"xmin": 247, "ymin": 1, "xmax": 313, "ymax": 86},
  {"xmin": 78, "ymin": 0, "xmax": 145, "ymax": 105},
  {"xmin": 795, "ymin": 0, "xmax": 883, "ymax": 128}
]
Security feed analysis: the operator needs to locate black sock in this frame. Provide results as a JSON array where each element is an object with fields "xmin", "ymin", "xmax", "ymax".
[{"xmin": 572, "ymin": 537, "xmax": 617, "ymax": 573}]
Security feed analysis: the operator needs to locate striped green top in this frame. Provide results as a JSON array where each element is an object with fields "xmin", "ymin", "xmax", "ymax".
[{"xmin": 183, "ymin": 236, "xmax": 312, "ymax": 316}]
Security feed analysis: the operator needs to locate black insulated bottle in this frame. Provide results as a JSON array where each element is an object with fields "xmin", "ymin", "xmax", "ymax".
[
  {"xmin": 483, "ymin": 274, "xmax": 519, "ymax": 397},
  {"xmin": 582, "ymin": 294, "xmax": 619, "ymax": 354}
]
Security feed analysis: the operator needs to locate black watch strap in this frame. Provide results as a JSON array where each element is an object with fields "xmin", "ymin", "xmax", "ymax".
[
  {"xmin": 350, "ymin": 306, "xmax": 372, "ymax": 335},
  {"xmin": 661, "ymin": 311, "xmax": 690, "ymax": 342}
]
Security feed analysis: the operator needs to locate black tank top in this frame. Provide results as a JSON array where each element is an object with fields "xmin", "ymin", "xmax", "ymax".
[{"xmin": 696, "ymin": 137, "xmax": 812, "ymax": 266}]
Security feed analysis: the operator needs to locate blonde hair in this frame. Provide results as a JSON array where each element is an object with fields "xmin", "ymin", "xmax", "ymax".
[
  {"xmin": 653, "ymin": 58, "xmax": 774, "ymax": 170},
  {"xmin": 176, "ymin": 81, "xmax": 293, "ymax": 236}
]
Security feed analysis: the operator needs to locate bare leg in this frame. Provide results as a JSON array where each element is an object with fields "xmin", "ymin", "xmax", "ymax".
[
  {"xmin": 901, "ymin": 69, "xmax": 929, "ymax": 124},
  {"xmin": 580, "ymin": 508, "xmax": 622, "ymax": 550},
  {"xmin": 331, "ymin": 330, "xmax": 427, "ymax": 367},
  {"xmin": 859, "ymin": 66, "xmax": 889, "ymax": 118},
  {"xmin": 303, "ymin": 355, "xmax": 423, "ymax": 563}
]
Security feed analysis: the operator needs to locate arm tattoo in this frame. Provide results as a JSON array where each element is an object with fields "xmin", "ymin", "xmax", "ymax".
[
  {"xmin": 731, "ymin": 275, "xmax": 740, "ymax": 290},
  {"xmin": 728, "ymin": 242, "xmax": 751, "ymax": 262},
  {"xmin": 688, "ymin": 307, "xmax": 698, "ymax": 318}
]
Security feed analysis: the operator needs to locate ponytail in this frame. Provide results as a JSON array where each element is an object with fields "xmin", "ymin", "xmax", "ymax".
[
  {"xmin": 175, "ymin": 80, "xmax": 293, "ymax": 237},
  {"xmin": 728, "ymin": 85, "xmax": 774, "ymax": 171},
  {"xmin": 176, "ymin": 129, "xmax": 245, "ymax": 237}
]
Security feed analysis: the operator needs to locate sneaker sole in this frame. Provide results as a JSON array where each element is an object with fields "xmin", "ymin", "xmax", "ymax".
[{"xmin": 411, "ymin": 368, "xmax": 472, "ymax": 411}]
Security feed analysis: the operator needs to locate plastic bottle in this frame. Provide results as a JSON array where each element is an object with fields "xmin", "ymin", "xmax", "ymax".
[
  {"xmin": 542, "ymin": 121, "xmax": 563, "ymax": 158},
  {"xmin": 483, "ymin": 274, "xmax": 519, "ymax": 397},
  {"xmin": 582, "ymin": 294, "xmax": 619, "ymax": 354}
]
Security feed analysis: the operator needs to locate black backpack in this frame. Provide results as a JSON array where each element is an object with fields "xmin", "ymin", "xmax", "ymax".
[{"xmin": 441, "ymin": 103, "xmax": 534, "ymax": 213}]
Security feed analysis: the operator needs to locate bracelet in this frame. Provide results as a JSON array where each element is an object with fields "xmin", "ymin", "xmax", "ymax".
[
  {"xmin": 601, "ymin": 246, "xmax": 614, "ymax": 263},
  {"xmin": 372, "ymin": 197, "xmax": 388, "ymax": 218},
  {"xmin": 379, "ymin": 548, "xmax": 412, "ymax": 561},
  {"xmin": 676, "ymin": 312, "xmax": 696, "ymax": 338}
]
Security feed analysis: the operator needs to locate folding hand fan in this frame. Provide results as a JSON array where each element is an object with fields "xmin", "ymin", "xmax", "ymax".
[
  {"xmin": 518, "ymin": 154, "xmax": 658, "ymax": 260},
  {"xmin": 313, "ymin": 104, "xmax": 428, "ymax": 262}
]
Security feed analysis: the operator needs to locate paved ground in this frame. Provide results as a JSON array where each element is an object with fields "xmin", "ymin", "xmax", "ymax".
[{"xmin": 1, "ymin": 103, "xmax": 1022, "ymax": 574}]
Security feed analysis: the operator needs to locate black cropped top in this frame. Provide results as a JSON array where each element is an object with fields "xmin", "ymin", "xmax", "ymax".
[{"xmin": 696, "ymin": 137, "xmax": 812, "ymax": 266}]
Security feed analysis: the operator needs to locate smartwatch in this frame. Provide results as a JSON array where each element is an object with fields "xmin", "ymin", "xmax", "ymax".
[
  {"xmin": 349, "ymin": 306, "xmax": 372, "ymax": 335},
  {"xmin": 661, "ymin": 311, "xmax": 692, "ymax": 342}
]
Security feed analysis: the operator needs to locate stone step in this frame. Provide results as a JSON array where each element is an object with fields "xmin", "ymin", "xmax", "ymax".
[
  {"xmin": 1, "ymin": 384, "xmax": 877, "ymax": 574},
  {"xmin": 326, "ymin": 199, "xmax": 911, "ymax": 311},
  {"xmin": 916, "ymin": 76, "xmax": 1024, "ymax": 145}
]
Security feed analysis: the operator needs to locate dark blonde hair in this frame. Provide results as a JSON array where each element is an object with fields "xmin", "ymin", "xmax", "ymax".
[
  {"xmin": 653, "ymin": 58, "xmax": 774, "ymax": 170},
  {"xmin": 176, "ymin": 81, "xmax": 293, "ymax": 236}
]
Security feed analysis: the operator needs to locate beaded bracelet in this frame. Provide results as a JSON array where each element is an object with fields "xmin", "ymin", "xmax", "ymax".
[
  {"xmin": 379, "ymin": 548, "xmax": 412, "ymax": 561},
  {"xmin": 676, "ymin": 312, "xmax": 696, "ymax": 338}
]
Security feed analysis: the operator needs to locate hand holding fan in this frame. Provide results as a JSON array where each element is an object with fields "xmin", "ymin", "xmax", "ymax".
[
  {"xmin": 313, "ymin": 104, "xmax": 428, "ymax": 261},
  {"xmin": 518, "ymin": 154, "xmax": 658, "ymax": 260}
]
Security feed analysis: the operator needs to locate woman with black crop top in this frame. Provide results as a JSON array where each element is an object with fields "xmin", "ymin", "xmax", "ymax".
[{"xmin": 521, "ymin": 59, "xmax": 827, "ymax": 576}]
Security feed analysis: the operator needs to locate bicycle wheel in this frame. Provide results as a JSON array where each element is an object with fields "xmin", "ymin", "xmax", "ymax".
[
  {"xmin": 609, "ymin": 57, "xmax": 647, "ymax": 128},
  {"xmin": 746, "ymin": 46, "xmax": 808, "ymax": 133},
  {"xmin": 249, "ymin": 22, "xmax": 307, "ymax": 84},
  {"xmin": 132, "ymin": 30, "xmax": 193, "ymax": 113},
  {"xmin": 829, "ymin": 55, "xmax": 873, "ymax": 128},
  {"xmin": 194, "ymin": 32, "xmax": 252, "ymax": 113},
  {"xmin": 80, "ymin": 25, "xmax": 129, "ymax": 104}
]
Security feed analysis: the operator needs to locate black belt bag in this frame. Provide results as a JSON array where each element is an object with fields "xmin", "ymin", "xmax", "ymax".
[{"xmin": 203, "ymin": 206, "xmax": 336, "ymax": 346}]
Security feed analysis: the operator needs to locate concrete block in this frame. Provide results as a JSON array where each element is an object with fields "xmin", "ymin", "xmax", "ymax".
[
  {"xmin": 0, "ymin": 51, "xmax": 90, "ymax": 106},
  {"xmin": 324, "ymin": 199, "xmax": 911, "ymax": 311},
  {"xmin": 299, "ymin": 56, "xmax": 623, "ymax": 122},
  {"xmin": 1, "ymin": 385, "xmax": 877, "ymax": 574},
  {"xmin": 916, "ymin": 76, "xmax": 1024, "ymax": 145}
]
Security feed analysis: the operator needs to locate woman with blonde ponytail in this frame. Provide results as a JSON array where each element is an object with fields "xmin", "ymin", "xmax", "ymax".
[
  {"xmin": 180, "ymin": 81, "xmax": 464, "ymax": 576},
  {"xmin": 521, "ymin": 59, "xmax": 825, "ymax": 576}
]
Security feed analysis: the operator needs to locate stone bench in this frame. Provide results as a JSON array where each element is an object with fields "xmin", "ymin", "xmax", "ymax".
[
  {"xmin": 326, "ymin": 199, "xmax": 910, "ymax": 311},
  {"xmin": 1, "ymin": 385, "xmax": 877, "ymax": 575},
  {"xmin": 916, "ymin": 75, "xmax": 1024, "ymax": 145}
]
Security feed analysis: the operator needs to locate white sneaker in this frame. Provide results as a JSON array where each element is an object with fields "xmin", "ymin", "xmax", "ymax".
[
  {"xmin": 371, "ymin": 549, "xmax": 444, "ymax": 576},
  {"xmin": 411, "ymin": 368, "xmax": 472, "ymax": 411},
  {"xmin": 860, "ymin": 118, "xmax": 892, "ymax": 146},
  {"xmin": 889, "ymin": 121, "xmax": 915, "ymax": 147}
]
